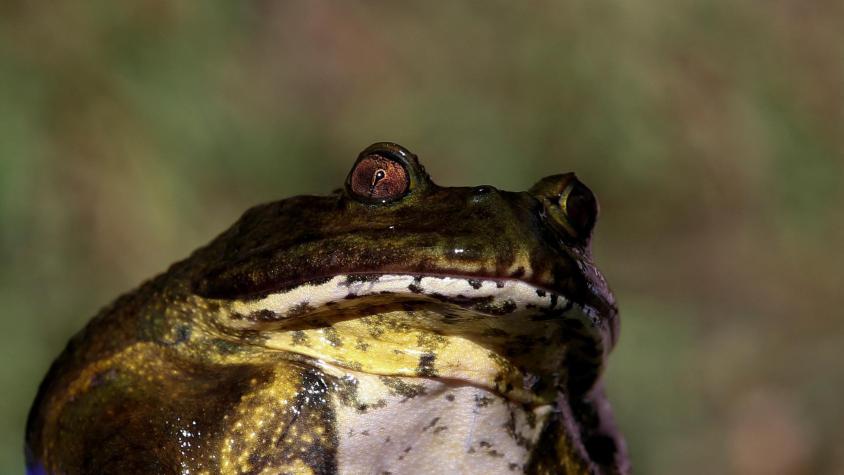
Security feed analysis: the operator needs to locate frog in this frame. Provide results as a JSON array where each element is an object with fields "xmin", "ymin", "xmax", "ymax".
[{"xmin": 26, "ymin": 142, "xmax": 629, "ymax": 474}]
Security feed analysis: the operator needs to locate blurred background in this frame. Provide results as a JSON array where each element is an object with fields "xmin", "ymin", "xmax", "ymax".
[{"xmin": 1, "ymin": 1, "xmax": 842, "ymax": 473}]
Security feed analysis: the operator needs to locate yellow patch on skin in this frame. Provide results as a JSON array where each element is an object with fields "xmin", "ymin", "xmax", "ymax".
[
  {"xmin": 218, "ymin": 367, "xmax": 301, "ymax": 474},
  {"xmin": 258, "ymin": 458, "xmax": 314, "ymax": 475},
  {"xmin": 262, "ymin": 309, "xmax": 544, "ymax": 404}
]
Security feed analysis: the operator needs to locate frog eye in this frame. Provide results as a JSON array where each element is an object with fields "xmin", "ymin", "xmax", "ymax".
[
  {"xmin": 347, "ymin": 151, "xmax": 410, "ymax": 203},
  {"xmin": 530, "ymin": 173, "xmax": 599, "ymax": 241}
]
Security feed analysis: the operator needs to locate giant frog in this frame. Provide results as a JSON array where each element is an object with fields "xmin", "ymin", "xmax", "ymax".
[{"xmin": 26, "ymin": 143, "xmax": 629, "ymax": 474}]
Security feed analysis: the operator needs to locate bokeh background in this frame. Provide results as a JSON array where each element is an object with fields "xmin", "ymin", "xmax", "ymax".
[{"xmin": 2, "ymin": 1, "xmax": 842, "ymax": 473}]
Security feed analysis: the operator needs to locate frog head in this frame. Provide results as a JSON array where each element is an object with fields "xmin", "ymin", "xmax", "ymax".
[{"xmin": 27, "ymin": 142, "xmax": 627, "ymax": 474}]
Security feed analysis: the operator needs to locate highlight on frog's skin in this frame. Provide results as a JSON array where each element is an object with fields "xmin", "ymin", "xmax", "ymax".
[{"xmin": 25, "ymin": 142, "xmax": 628, "ymax": 474}]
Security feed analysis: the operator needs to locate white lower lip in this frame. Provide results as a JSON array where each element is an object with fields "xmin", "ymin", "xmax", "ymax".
[{"xmin": 227, "ymin": 273, "xmax": 568, "ymax": 321}]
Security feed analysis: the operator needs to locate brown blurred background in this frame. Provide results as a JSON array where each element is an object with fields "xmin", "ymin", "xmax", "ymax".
[{"xmin": 1, "ymin": 1, "xmax": 842, "ymax": 473}]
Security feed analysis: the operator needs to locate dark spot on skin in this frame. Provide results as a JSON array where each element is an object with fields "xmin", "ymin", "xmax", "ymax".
[
  {"xmin": 88, "ymin": 368, "xmax": 117, "ymax": 388},
  {"xmin": 250, "ymin": 309, "xmax": 282, "ymax": 322},
  {"xmin": 536, "ymin": 289, "xmax": 546, "ymax": 297},
  {"xmin": 445, "ymin": 394, "xmax": 455, "ymax": 401},
  {"xmin": 467, "ymin": 279, "xmax": 483, "ymax": 290},
  {"xmin": 160, "ymin": 324, "xmax": 191, "ymax": 346},
  {"xmin": 549, "ymin": 294, "xmax": 558, "ymax": 309},
  {"xmin": 496, "ymin": 281, "xmax": 506, "ymax": 288},
  {"xmin": 211, "ymin": 338, "xmax": 243, "ymax": 355},
  {"xmin": 433, "ymin": 426, "xmax": 448, "ymax": 434},
  {"xmin": 345, "ymin": 274, "xmax": 381, "ymax": 285},
  {"xmin": 479, "ymin": 441, "xmax": 492, "ymax": 448},
  {"xmin": 488, "ymin": 449, "xmax": 504, "ymax": 458},
  {"xmin": 404, "ymin": 446, "xmax": 412, "ymax": 453},
  {"xmin": 474, "ymin": 299, "xmax": 518, "ymax": 316},
  {"xmin": 511, "ymin": 266, "xmax": 526, "ymax": 278},
  {"xmin": 361, "ymin": 430, "xmax": 370, "ymax": 436},
  {"xmin": 532, "ymin": 299, "xmax": 572, "ymax": 321},
  {"xmin": 380, "ymin": 377, "xmax": 427, "ymax": 400},
  {"xmin": 475, "ymin": 394, "xmax": 494, "ymax": 408},
  {"xmin": 287, "ymin": 301, "xmax": 313, "ymax": 318},
  {"xmin": 526, "ymin": 410, "xmax": 538, "ymax": 429},
  {"xmin": 422, "ymin": 417, "xmax": 440, "ymax": 432},
  {"xmin": 502, "ymin": 405, "xmax": 534, "ymax": 450},
  {"xmin": 291, "ymin": 331, "xmax": 309, "ymax": 346},
  {"xmin": 417, "ymin": 353, "xmax": 437, "ymax": 377},
  {"xmin": 344, "ymin": 293, "xmax": 358, "ymax": 300},
  {"xmin": 322, "ymin": 327, "xmax": 342, "ymax": 347},
  {"xmin": 468, "ymin": 447, "xmax": 476, "ymax": 454},
  {"xmin": 408, "ymin": 283, "xmax": 423, "ymax": 294},
  {"xmin": 509, "ymin": 463, "xmax": 519, "ymax": 471},
  {"xmin": 354, "ymin": 339, "xmax": 370, "ymax": 351}
]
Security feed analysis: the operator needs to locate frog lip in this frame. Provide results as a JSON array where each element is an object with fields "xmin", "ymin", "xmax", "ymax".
[
  {"xmin": 271, "ymin": 271, "xmax": 617, "ymax": 346},
  {"xmin": 225, "ymin": 271, "xmax": 616, "ymax": 348},
  {"xmin": 229, "ymin": 272, "xmax": 574, "ymax": 321}
]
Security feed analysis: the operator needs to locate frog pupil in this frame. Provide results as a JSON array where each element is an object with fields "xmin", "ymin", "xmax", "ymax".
[{"xmin": 370, "ymin": 169, "xmax": 387, "ymax": 192}]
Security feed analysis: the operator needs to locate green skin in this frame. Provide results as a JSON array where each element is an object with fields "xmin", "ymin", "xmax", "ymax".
[{"xmin": 26, "ymin": 143, "xmax": 628, "ymax": 474}]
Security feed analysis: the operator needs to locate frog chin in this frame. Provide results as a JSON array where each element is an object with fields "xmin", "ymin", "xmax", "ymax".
[{"xmin": 214, "ymin": 273, "xmax": 609, "ymax": 404}]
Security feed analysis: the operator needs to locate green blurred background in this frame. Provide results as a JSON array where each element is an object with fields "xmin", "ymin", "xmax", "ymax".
[{"xmin": 1, "ymin": 1, "xmax": 842, "ymax": 473}]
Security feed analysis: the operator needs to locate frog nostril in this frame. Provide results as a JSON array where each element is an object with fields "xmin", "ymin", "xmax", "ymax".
[{"xmin": 473, "ymin": 185, "xmax": 495, "ymax": 195}]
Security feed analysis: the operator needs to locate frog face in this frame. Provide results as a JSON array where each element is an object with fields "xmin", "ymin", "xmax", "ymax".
[
  {"xmin": 197, "ymin": 142, "xmax": 615, "ymax": 322},
  {"xmin": 26, "ymin": 143, "xmax": 627, "ymax": 474}
]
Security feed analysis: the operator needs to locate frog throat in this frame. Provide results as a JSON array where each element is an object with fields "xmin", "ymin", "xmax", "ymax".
[{"xmin": 208, "ymin": 273, "xmax": 606, "ymax": 405}]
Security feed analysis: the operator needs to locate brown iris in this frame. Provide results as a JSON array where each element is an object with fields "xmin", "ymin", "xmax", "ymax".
[{"xmin": 349, "ymin": 154, "xmax": 409, "ymax": 202}]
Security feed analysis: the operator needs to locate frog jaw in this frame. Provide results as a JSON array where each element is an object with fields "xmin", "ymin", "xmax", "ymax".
[{"xmin": 210, "ymin": 273, "xmax": 611, "ymax": 405}]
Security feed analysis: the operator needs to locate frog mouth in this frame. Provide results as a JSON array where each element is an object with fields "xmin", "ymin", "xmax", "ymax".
[{"xmin": 219, "ymin": 272, "xmax": 612, "ymax": 405}]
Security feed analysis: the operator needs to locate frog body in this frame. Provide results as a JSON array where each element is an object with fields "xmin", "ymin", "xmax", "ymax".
[{"xmin": 26, "ymin": 143, "xmax": 628, "ymax": 474}]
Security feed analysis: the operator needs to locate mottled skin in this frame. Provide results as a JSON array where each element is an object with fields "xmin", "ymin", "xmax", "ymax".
[{"xmin": 26, "ymin": 143, "xmax": 629, "ymax": 474}]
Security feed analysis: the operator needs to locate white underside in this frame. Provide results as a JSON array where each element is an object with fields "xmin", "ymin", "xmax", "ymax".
[{"xmin": 325, "ymin": 369, "xmax": 552, "ymax": 475}]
